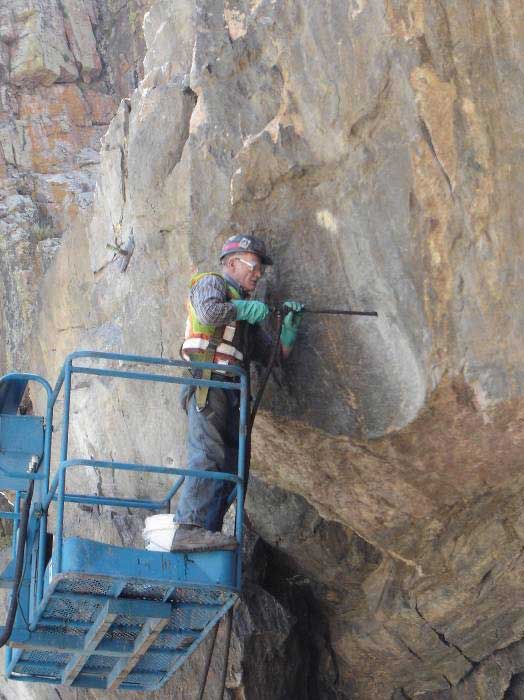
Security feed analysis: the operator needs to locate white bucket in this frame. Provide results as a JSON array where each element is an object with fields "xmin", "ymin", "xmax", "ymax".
[{"xmin": 142, "ymin": 514, "xmax": 176, "ymax": 552}]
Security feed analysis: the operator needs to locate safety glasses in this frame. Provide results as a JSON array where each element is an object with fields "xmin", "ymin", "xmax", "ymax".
[{"xmin": 234, "ymin": 257, "xmax": 265, "ymax": 275}]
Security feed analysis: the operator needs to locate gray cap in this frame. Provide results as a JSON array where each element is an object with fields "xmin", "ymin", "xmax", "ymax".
[{"xmin": 220, "ymin": 235, "xmax": 273, "ymax": 265}]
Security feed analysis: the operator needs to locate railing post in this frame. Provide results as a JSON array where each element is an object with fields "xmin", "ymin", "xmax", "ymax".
[
  {"xmin": 12, "ymin": 492, "xmax": 21, "ymax": 559},
  {"xmin": 55, "ymin": 360, "xmax": 72, "ymax": 575},
  {"xmin": 55, "ymin": 469, "xmax": 66, "ymax": 575},
  {"xmin": 4, "ymin": 492, "xmax": 20, "ymax": 673},
  {"xmin": 43, "ymin": 393, "xmax": 54, "ymax": 489},
  {"xmin": 36, "ymin": 515, "xmax": 47, "ymax": 605},
  {"xmin": 36, "ymin": 392, "xmax": 54, "ymax": 605}
]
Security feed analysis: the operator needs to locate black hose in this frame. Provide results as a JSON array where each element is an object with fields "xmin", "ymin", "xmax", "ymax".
[
  {"xmin": 196, "ymin": 605, "xmax": 235, "ymax": 700},
  {"xmin": 197, "ymin": 621, "xmax": 219, "ymax": 700},
  {"xmin": 198, "ymin": 313, "xmax": 281, "ymax": 696},
  {"xmin": 248, "ymin": 310, "xmax": 282, "ymax": 432},
  {"xmin": 219, "ymin": 607, "xmax": 234, "ymax": 700},
  {"xmin": 243, "ymin": 310, "xmax": 283, "ymax": 502},
  {"xmin": 0, "ymin": 480, "xmax": 34, "ymax": 647}
]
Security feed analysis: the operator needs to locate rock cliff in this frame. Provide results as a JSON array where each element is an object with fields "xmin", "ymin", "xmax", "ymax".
[
  {"xmin": 2, "ymin": 1, "xmax": 524, "ymax": 699},
  {"xmin": 0, "ymin": 0, "xmax": 150, "ymax": 368}
]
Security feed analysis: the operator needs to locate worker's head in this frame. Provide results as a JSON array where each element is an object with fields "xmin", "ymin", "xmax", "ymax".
[{"xmin": 220, "ymin": 235, "xmax": 272, "ymax": 292}]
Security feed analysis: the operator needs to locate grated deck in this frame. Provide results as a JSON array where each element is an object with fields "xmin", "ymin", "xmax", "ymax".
[{"xmin": 7, "ymin": 537, "xmax": 238, "ymax": 691}]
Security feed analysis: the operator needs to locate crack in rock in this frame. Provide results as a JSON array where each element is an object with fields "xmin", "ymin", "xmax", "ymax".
[
  {"xmin": 418, "ymin": 116, "xmax": 454, "ymax": 198},
  {"xmin": 415, "ymin": 602, "xmax": 475, "ymax": 667}
]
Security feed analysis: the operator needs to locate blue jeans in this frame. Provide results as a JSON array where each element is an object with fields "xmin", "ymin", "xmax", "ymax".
[{"xmin": 175, "ymin": 386, "xmax": 239, "ymax": 531}]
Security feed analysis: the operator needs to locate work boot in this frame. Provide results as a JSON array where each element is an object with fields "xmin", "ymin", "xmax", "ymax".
[{"xmin": 170, "ymin": 524, "xmax": 237, "ymax": 552}]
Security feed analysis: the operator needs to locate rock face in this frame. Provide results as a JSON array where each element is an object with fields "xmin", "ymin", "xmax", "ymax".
[
  {"xmin": 0, "ymin": 0, "xmax": 150, "ymax": 368},
  {"xmin": 2, "ymin": 0, "xmax": 524, "ymax": 699}
]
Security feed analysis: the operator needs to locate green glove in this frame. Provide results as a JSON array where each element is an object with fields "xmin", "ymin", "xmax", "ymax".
[
  {"xmin": 280, "ymin": 301, "xmax": 304, "ymax": 348},
  {"xmin": 232, "ymin": 299, "xmax": 270, "ymax": 324}
]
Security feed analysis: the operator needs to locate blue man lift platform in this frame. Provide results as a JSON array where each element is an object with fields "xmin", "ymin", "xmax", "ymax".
[{"xmin": 0, "ymin": 352, "xmax": 248, "ymax": 691}]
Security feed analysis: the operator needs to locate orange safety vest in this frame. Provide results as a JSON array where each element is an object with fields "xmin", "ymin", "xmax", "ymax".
[
  {"xmin": 180, "ymin": 272, "xmax": 245, "ymax": 367},
  {"xmin": 181, "ymin": 273, "xmax": 246, "ymax": 410}
]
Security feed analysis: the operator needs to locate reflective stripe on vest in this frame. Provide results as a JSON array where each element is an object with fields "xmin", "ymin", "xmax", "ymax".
[
  {"xmin": 181, "ymin": 337, "xmax": 243, "ymax": 362},
  {"xmin": 181, "ymin": 273, "xmax": 244, "ymax": 368}
]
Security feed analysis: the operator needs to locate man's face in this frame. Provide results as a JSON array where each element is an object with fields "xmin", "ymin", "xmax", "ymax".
[{"xmin": 227, "ymin": 252, "xmax": 264, "ymax": 292}]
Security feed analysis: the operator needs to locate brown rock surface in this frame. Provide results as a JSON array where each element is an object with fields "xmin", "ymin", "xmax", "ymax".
[
  {"xmin": 2, "ymin": 0, "xmax": 524, "ymax": 699},
  {"xmin": 0, "ymin": 0, "xmax": 151, "ymax": 368}
]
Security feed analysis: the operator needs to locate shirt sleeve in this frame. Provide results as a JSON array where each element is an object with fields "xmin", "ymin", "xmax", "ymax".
[{"xmin": 190, "ymin": 275, "xmax": 237, "ymax": 326}]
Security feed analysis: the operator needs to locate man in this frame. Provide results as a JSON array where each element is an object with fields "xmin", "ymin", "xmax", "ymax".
[{"xmin": 172, "ymin": 234, "xmax": 303, "ymax": 551}]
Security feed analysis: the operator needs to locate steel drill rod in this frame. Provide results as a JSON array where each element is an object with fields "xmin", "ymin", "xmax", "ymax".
[
  {"xmin": 271, "ymin": 305, "xmax": 377, "ymax": 317},
  {"xmin": 303, "ymin": 308, "xmax": 378, "ymax": 317}
]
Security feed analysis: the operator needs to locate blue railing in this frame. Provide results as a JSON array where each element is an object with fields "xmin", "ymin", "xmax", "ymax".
[{"xmin": 0, "ymin": 350, "xmax": 249, "ymax": 627}]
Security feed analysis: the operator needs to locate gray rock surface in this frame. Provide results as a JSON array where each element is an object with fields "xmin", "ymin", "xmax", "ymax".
[
  {"xmin": 2, "ymin": 0, "xmax": 524, "ymax": 699},
  {"xmin": 0, "ymin": 0, "xmax": 151, "ymax": 368}
]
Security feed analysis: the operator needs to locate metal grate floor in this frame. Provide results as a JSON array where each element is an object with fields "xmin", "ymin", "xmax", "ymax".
[{"xmin": 7, "ymin": 537, "xmax": 238, "ymax": 691}]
